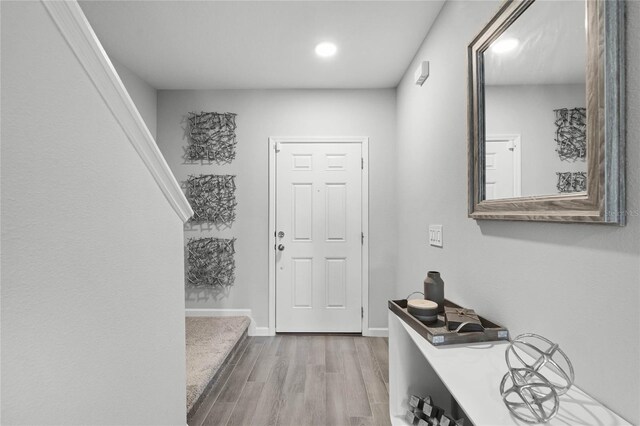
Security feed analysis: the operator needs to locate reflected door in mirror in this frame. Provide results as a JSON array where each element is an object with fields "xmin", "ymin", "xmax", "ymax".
[{"xmin": 485, "ymin": 135, "xmax": 521, "ymax": 200}]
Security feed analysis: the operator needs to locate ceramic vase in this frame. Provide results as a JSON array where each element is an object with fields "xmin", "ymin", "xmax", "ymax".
[{"xmin": 423, "ymin": 271, "xmax": 445, "ymax": 313}]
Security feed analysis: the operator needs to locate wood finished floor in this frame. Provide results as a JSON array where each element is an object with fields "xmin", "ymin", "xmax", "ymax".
[{"xmin": 189, "ymin": 335, "xmax": 390, "ymax": 426}]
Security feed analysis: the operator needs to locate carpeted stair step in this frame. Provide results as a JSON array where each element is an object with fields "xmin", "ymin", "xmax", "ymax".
[{"xmin": 185, "ymin": 316, "xmax": 251, "ymax": 418}]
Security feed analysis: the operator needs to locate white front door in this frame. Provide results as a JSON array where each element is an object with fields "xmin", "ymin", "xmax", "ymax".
[
  {"xmin": 275, "ymin": 141, "xmax": 362, "ymax": 332},
  {"xmin": 485, "ymin": 135, "xmax": 521, "ymax": 200}
]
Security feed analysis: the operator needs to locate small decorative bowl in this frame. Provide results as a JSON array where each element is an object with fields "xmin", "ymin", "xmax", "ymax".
[{"xmin": 407, "ymin": 299, "xmax": 439, "ymax": 324}]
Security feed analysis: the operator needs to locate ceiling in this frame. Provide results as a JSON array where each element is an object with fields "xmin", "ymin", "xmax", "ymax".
[
  {"xmin": 79, "ymin": 1, "xmax": 445, "ymax": 90},
  {"xmin": 484, "ymin": 0, "xmax": 586, "ymax": 86}
]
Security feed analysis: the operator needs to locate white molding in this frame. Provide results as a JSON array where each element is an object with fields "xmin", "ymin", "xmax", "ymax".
[
  {"xmin": 251, "ymin": 327, "xmax": 272, "ymax": 337},
  {"xmin": 485, "ymin": 134, "xmax": 522, "ymax": 198},
  {"xmin": 268, "ymin": 136, "xmax": 371, "ymax": 143},
  {"xmin": 185, "ymin": 309, "xmax": 274, "ymax": 337},
  {"xmin": 364, "ymin": 328, "xmax": 389, "ymax": 338},
  {"xmin": 268, "ymin": 139, "xmax": 277, "ymax": 336},
  {"xmin": 42, "ymin": 0, "xmax": 193, "ymax": 223},
  {"xmin": 361, "ymin": 139, "xmax": 370, "ymax": 336},
  {"xmin": 185, "ymin": 308, "xmax": 252, "ymax": 317},
  {"xmin": 268, "ymin": 136, "xmax": 370, "ymax": 335}
]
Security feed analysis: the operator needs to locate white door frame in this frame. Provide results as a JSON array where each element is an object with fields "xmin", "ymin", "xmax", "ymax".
[
  {"xmin": 268, "ymin": 136, "xmax": 369, "ymax": 336},
  {"xmin": 485, "ymin": 134, "xmax": 522, "ymax": 197}
]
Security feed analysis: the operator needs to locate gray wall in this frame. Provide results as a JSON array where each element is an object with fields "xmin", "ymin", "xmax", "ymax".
[
  {"xmin": 156, "ymin": 89, "xmax": 397, "ymax": 329},
  {"xmin": 111, "ymin": 58, "xmax": 158, "ymax": 140},
  {"xmin": 395, "ymin": 1, "xmax": 639, "ymax": 423},
  {"xmin": 485, "ymin": 84, "xmax": 586, "ymax": 196},
  {"xmin": 1, "ymin": 2, "xmax": 187, "ymax": 424}
]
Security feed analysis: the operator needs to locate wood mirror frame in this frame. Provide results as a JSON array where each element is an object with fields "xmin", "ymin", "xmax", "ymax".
[{"xmin": 467, "ymin": 0, "xmax": 625, "ymax": 224}]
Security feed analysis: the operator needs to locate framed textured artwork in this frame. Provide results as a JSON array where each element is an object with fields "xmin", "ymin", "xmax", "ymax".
[
  {"xmin": 185, "ymin": 174, "xmax": 236, "ymax": 225},
  {"xmin": 556, "ymin": 172, "xmax": 587, "ymax": 193},
  {"xmin": 186, "ymin": 237, "xmax": 236, "ymax": 288},
  {"xmin": 554, "ymin": 108, "xmax": 586, "ymax": 161},
  {"xmin": 185, "ymin": 112, "xmax": 237, "ymax": 163}
]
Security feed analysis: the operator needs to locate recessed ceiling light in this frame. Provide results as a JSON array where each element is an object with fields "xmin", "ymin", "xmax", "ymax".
[
  {"xmin": 491, "ymin": 38, "xmax": 519, "ymax": 54},
  {"xmin": 315, "ymin": 42, "xmax": 337, "ymax": 58}
]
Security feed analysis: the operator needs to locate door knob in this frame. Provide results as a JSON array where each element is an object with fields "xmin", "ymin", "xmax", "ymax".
[
  {"xmin": 277, "ymin": 244, "xmax": 285, "ymax": 251},
  {"xmin": 278, "ymin": 231, "xmax": 285, "ymax": 238}
]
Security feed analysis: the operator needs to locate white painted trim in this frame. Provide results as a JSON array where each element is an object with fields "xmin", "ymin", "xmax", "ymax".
[
  {"xmin": 42, "ymin": 0, "xmax": 193, "ymax": 223},
  {"xmin": 268, "ymin": 139, "xmax": 278, "ymax": 336},
  {"xmin": 185, "ymin": 309, "xmax": 271, "ymax": 337},
  {"xmin": 268, "ymin": 137, "xmax": 370, "ymax": 335},
  {"xmin": 486, "ymin": 134, "xmax": 522, "ymax": 198},
  {"xmin": 365, "ymin": 328, "xmax": 389, "ymax": 338},
  {"xmin": 251, "ymin": 327, "xmax": 272, "ymax": 337},
  {"xmin": 360, "ymin": 140, "xmax": 372, "ymax": 337},
  {"xmin": 185, "ymin": 308, "xmax": 252, "ymax": 317}
]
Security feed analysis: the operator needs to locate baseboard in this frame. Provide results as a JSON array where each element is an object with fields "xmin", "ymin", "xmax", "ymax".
[
  {"xmin": 364, "ymin": 327, "xmax": 389, "ymax": 337},
  {"xmin": 186, "ymin": 308, "xmax": 252, "ymax": 317},
  {"xmin": 185, "ymin": 308, "xmax": 274, "ymax": 337},
  {"xmin": 251, "ymin": 327, "xmax": 272, "ymax": 336}
]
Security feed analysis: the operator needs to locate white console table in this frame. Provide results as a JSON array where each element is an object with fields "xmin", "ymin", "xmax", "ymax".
[{"xmin": 388, "ymin": 310, "xmax": 630, "ymax": 425}]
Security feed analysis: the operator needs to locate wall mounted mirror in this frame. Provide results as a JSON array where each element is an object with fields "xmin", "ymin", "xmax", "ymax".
[{"xmin": 468, "ymin": 0, "xmax": 625, "ymax": 224}]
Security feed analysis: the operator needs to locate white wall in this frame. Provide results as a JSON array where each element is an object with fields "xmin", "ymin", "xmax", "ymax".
[
  {"xmin": 1, "ymin": 2, "xmax": 187, "ymax": 424},
  {"xmin": 486, "ymin": 84, "xmax": 586, "ymax": 196},
  {"xmin": 395, "ymin": 1, "xmax": 639, "ymax": 424},
  {"xmin": 111, "ymin": 58, "xmax": 158, "ymax": 139},
  {"xmin": 156, "ymin": 89, "xmax": 397, "ymax": 330}
]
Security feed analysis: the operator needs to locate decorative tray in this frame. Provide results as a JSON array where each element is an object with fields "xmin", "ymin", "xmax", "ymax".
[{"xmin": 389, "ymin": 299, "xmax": 509, "ymax": 346}]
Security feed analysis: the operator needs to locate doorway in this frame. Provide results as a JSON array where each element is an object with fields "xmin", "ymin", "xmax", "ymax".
[
  {"xmin": 485, "ymin": 134, "xmax": 522, "ymax": 200},
  {"xmin": 268, "ymin": 137, "xmax": 369, "ymax": 334}
]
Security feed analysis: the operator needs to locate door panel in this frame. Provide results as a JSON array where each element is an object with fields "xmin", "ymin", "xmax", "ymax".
[
  {"xmin": 325, "ymin": 258, "xmax": 347, "ymax": 308},
  {"xmin": 325, "ymin": 184, "xmax": 346, "ymax": 241},
  {"xmin": 292, "ymin": 184, "xmax": 313, "ymax": 241},
  {"xmin": 292, "ymin": 258, "xmax": 313, "ymax": 308},
  {"xmin": 276, "ymin": 142, "xmax": 362, "ymax": 332}
]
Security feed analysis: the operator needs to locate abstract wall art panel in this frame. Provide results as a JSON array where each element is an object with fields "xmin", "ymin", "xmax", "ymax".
[
  {"xmin": 186, "ymin": 112, "xmax": 237, "ymax": 163},
  {"xmin": 186, "ymin": 237, "xmax": 236, "ymax": 288},
  {"xmin": 186, "ymin": 174, "xmax": 237, "ymax": 225},
  {"xmin": 556, "ymin": 171, "xmax": 587, "ymax": 193},
  {"xmin": 554, "ymin": 108, "xmax": 586, "ymax": 161}
]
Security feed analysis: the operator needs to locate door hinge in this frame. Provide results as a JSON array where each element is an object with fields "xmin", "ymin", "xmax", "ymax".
[
  {"xmin": 361, "ymin": 307, "xmax": 364, "ymax": 318},
  {"xmin": 361, "ymin": 232, "xmax": 364, "ymax": 245},
  {"xmin": 361, "ymin": 157, "xmax": 364, "ymax": 169}
]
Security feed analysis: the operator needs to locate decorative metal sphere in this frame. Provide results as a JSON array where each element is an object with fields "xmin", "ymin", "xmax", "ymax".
[
  {"xmin": 500, "ymin": 333, "xmax": 575, "ymax": 423},
  {"xmin": 500, "ymin": 367, "xmax": 560, "ymax": 423},
  {"xmin": 506, "ymin": 333, "xmax": 575, "ymax": 395}
]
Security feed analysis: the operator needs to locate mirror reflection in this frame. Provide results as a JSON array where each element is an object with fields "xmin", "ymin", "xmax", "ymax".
[{"xmin": 483, "ymin": 1, "xmax": 586, "ymax": 200}]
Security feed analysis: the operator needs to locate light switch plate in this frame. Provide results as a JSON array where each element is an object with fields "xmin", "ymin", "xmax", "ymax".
[{"xmin": 429, "ymin": 225, "xmax": 443, "ymax": 247}]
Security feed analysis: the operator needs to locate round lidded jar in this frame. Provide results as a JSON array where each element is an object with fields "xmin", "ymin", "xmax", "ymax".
[{"xmin": 407, "ymin": 299, "xmax": 439, "ymax": 324}]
